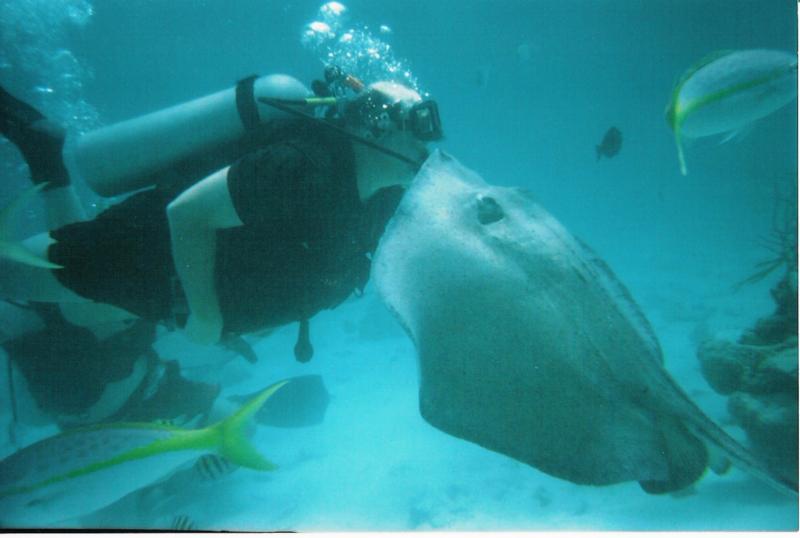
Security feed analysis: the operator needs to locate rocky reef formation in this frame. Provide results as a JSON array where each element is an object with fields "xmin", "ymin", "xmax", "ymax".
[{"xmin": 697, "ymin": 268, "xmax": 798, "ymax": 480}]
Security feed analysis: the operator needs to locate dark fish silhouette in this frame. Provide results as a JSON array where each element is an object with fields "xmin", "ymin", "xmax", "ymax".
[
  {"xmin": 228, "ymin": 374, "xmax": 330, "ymax": 428},
  {"xmin": 475, "ymin": 67, "xmax": 490, "ymax": 89},
  {"xmin": 596, "ymin": 127, "xmax": 622, "ymax": 161}
]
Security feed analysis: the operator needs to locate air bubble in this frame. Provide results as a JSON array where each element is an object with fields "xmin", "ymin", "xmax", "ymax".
[
  {"xmin": 318, "ymin": 2, "xmax": 348, "ymax": 33},
  {"xmin": 320, "ymin": 2, "xmax": 346, "ymax": 17},
  {"xmin": 309, "ymin": 21, "xmax": 332, "ymax": 33},
  {"xmin": 66, "ymin": 1, "xmax": 94, "ymax": 27},
  {"xmin": 300, "ymin": 3, "xmax": 421, "ymax": 93},
  {"xmin": 301, "ymin": 21, "xmax": 336, "ymax": 48}
]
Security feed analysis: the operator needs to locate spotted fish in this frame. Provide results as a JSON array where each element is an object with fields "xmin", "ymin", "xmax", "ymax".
[
  {"xmin": 666, "ymin": 49, "xmax": 797, "ymax": 175},
  {"xmin": 0, "ymin": 380, "xmax": 288, "ymax": 527}
]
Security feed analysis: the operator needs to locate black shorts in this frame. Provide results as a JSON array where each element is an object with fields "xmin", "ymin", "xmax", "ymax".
[{"xmin": 48, "ymin": 186, "xmax": 178, "ymax": 322}]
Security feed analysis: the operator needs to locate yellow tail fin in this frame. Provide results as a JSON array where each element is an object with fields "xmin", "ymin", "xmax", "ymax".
[
  {"xmin": 675, "ymin": 129, "xmax": 688, "ymax": 176},
  {"xmin": 212, "ymin": 379, "xmax": 290, "ymax": 471}
]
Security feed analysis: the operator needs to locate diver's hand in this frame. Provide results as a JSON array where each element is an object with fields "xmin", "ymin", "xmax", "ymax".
[{"xmin": 184, "ymin": 312, "xmax": 223, "ymax": 345}]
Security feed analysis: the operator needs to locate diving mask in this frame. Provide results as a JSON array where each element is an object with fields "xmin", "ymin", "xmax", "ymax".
[
  {"xmin": 345, "ymin": 85, "xmax": 444, "ymax": 142},
  {"xmin": 257, "ymin": 68, "xmax": 443, "ymax": 168},
  {"xmin": 401, "ymin": 100, "xmax": 443, "ymax": 141}
]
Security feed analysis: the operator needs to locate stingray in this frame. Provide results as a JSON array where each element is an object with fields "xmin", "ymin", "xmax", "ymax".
[{"xmin": 373, "ymin": 150, "xmax": 796, "ymax": 495}]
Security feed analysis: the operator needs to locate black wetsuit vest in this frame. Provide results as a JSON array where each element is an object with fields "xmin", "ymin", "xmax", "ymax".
[{"xmin": 48, "ymin": 121, "xmax": 404, "ymax": 335}]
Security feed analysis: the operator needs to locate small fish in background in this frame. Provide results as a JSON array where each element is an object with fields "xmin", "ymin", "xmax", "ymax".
[
  {"xmin": 596, "ymin": 126, "xmax": 622, "ymax": 161},
  {"xmin": 665, "ymin": 48, "xmax": 797, "ymax": 175},
  {"xmin": 475, "ymin": 66, "xmax": 490, "ymax": 90},
  {"xmin": 516, "ymin": 40, "xmax": 533, "ymax": 63},
  {"xmin": 192, "ymin": 454, "xmax": 237, "ymax": 482},
  {"xmin": 0, "ymin": 380, "xmax": 288, "ymax": 528},
  {"xmin": 171, "ymin": 514, "xmax": 195, "ymax": 531}
]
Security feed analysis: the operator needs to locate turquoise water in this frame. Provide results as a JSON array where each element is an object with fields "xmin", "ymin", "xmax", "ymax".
[{"xmin": 0, "ymin": 0, "xmax": 797, "ymax": 531}]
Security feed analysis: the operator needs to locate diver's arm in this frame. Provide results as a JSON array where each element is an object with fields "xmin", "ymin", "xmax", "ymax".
[{"xmin": 167, "ymin": 167, "xmax": 243, "ymax": 345}]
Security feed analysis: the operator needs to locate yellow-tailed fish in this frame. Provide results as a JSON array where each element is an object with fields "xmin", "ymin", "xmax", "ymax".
[
  {"xmin": 0, "ymin": 183, "xmax": 61, "ymax": 269},
  {"xmin": 0, "ymin": 379, "xmax": 288, "ymax": 528},
  {"xmin": 665, "ymin": 49, "xmax": 797, "ymax": 175}
]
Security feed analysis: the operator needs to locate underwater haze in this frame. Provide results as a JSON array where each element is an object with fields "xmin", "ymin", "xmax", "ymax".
[{"xmin": 0, "ymin": 0, "xmax": 797, "ymax": 531}]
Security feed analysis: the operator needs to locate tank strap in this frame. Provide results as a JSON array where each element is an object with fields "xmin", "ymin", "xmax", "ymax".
[
  {"xmin": 236, "ymin": 74, "xmax": 261, "ymax": 133},
  {"xmin": 294, "ymin": 319, "xmax": 313, "ymax": 363}
]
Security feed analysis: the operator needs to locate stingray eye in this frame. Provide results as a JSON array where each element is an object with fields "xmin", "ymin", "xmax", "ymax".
[{"xmin": 476, "ymin": 195, "xmax": 504, "ymax": 225}]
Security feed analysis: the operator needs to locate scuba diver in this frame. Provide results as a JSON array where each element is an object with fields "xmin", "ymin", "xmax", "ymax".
[
  {"xmin": 0, "ymin": 85, "xmax": 220, "ymax": 431},
  {"xmin": 0, "ymin": 68, "xmax": 443, "ymax": 360}
]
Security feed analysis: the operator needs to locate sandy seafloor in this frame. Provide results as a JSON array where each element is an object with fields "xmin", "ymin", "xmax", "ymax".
[
  {"xmin": 0, "ymin": 0, "xmax": 798, "ymax": 532},
  {"xmin": 3, "ymin": 272, "xmax": 796, "ymax": 531}
]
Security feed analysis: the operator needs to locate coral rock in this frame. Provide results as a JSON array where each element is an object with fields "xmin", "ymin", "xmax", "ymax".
[{"xmin": 696, "ymin": 340, "xmax": 750, "ymax": 395}]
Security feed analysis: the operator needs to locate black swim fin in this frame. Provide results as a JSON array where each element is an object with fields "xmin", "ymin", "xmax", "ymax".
[{"xmin": 0, "ymin": 85, "xmax": 69, "ymax": 189}]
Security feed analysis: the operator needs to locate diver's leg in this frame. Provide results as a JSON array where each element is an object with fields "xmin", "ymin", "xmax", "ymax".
[
  {"xmin": 0, "ymin": 233, "xmax": 88, "ymax": 303},
  {"xmin": 0, "ymin": 230, "xmax": 139, "ymax": 327},
  {"xmin": 0, "ymin": 85, "xmax": 86, "ymax": 227}
]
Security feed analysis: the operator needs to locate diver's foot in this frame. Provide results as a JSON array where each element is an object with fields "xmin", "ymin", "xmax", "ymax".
[{"xmin": 0, "ymin": 85, "xmax": 70, "ymax": 189}]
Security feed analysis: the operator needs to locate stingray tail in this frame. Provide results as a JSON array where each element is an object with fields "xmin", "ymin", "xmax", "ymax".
[
  {"xmin": 688, "ymin": 414, "xmax": 797, "ymax": 495},
  {"xmin": 670, "ymin": 379, "xmax": 798, "ymax": 496}
]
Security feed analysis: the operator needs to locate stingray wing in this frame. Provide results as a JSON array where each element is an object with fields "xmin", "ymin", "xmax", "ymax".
[{"xmin": 571, "ymin": 236, "xmax": 664, "ymax": 364}]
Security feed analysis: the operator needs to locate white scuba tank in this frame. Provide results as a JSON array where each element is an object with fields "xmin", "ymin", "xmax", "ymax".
[{"xmin": 69, "ymin": 74, "xmax": 310, "ymax": 197}]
